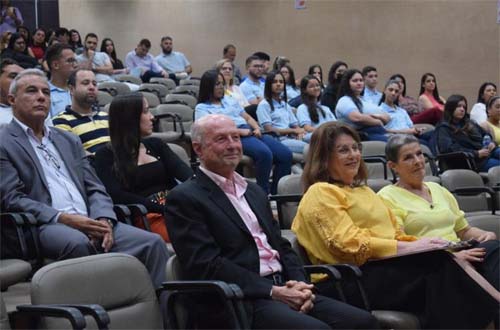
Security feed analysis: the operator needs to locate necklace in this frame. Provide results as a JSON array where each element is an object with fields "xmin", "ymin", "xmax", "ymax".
[{"xmin": 396, "ymin": 182, "xmax": 434, "ymax": 209}]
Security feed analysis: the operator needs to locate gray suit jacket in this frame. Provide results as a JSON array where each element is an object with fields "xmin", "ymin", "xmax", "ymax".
[{"xmin": 0, "ymin": 120, "xmax": 116, "ymax": 223}]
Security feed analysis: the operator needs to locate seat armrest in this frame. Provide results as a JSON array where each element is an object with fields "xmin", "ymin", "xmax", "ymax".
[
  {"xmin": 113, "ymin": 205, "xmax": 132, "ymax": 226},
  {"xmin": 451, "ymin": 186, "xmax": 497, "ymax": 214},
  {"xmin": 55, "ymin": 304, "xmax": 110, "ymax": 330},
  {"xmin": 16, "ymin": 304, "xmax": 86, "ymax": 330},
  {"xmin": 268, "ymin": 194, "xmax": 303, "ymax": 229},
  {"xmin": 328, "ymin": 263, "xmax": 371, "ymax": 311},
  {"xmin": 304, "ymin": 265, "xmax": 345, "ymax": 302},
  {"xmin": 363, "ymin": 156, "xmax": 389, "ymax": 180}
]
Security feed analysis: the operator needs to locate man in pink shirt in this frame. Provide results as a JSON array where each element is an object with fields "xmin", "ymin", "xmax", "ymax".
[{"xmin": 165, "ymin": 114, "xmax": 378, "ymax": 329}]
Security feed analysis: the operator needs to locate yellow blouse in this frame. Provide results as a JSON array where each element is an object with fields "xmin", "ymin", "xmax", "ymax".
[
  {"xmin": 292, "ymin": 182, "xmax": 416, "ymax": 267},
  {"xmin": 486, "ymin": 121, "xmax": 500, "ymax": 145},
  {"xmin": 377, "ymin": 182, "xmax": 469, "ymax": 242}
]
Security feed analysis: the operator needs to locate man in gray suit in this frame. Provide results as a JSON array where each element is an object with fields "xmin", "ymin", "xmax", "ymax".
[{"xmin": 0, "ymin": 68, "xmax": 170, "ymax": 291}]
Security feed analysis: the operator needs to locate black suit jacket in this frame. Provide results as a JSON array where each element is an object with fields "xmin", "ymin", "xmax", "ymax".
[{"xmin": 165, "ymin": 169, "xmax": 307, "ymax": 299}]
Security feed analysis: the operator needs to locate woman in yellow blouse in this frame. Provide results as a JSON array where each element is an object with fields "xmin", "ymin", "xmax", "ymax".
[
  {"xmin": 292, "ymin": 122, "xmax": 498, "ymax": 329},
  {"xmin": 378, "ymin": 134, "xmax": 499, "ymax": 289},
  {"xmin": 480, "ymin": 96, "xmax": 500, "ymax": 145}
]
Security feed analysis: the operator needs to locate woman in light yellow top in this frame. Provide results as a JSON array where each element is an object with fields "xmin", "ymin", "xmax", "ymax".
[
  {"xmin": 292, "ymin": 122, "xmax": 498, "ymax": 329},
  {"xmin": 480, "ymin": 96, "xmax": 500, "ymax": 145},
  {"xmin": 378, "ymin": 134, "xmax": 498, "ymax": 290}
]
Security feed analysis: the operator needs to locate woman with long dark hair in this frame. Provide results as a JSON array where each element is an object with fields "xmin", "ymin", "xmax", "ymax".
[
  {"xmin": 100, "ymin": 37, "xmax": 128, "ymax": 74},
  {"xmin": 435, "ymin": 94, "xmax": 500, "ymax": 171},
  {"xmin": 470, "ymin": 82, "xmax": 497, "ymax": 125},
  {"xmin": 69, "ymin": 29, "xmax": 83, "ymax": 54},
  {"xmin": 93, "ymin": 93, "xmax": 192, "ymax": 242},
  {"xmin": 29, "ymin": 27, "xmax": 46, "ymax": 62},
  {"xmin": 321, "ymin": 60, "xmax": 348, "ymax": 112},
  {"xmin": 296, "ymin": 75, "xmax": 336, "ymax": 142},
  {"xmin": 1, "ymin": 32, "xmax": 37, "ymax": 68},
  {"xmin": 413, "ymin": 72, "xmax": 446, "ymax": 125},
  {"xmin": 279, "ymin": 64, "xmax": 300, "ymax": 99},
  {"xmin": 308, "ymin": 64, "xmax": 325, "ymax": 89},
  {"xmin": 388, "ymin": 73, "xmax": 419, "ymax": 116},
  {"xmin": 335, "ymin": 69, "xmax": 389, "ymax": 141},
  {"xmin": 196, "ymin": 69, "xmax": 292, "ymax": 194},
  {"xmin": 257, "ymin": 70, "xmax": 308, "ymax": 154}
]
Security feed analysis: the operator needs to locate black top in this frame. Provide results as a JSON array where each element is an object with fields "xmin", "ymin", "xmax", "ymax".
[
  {"xmin": 321, "ymin": 82, "xmax": 341, "ymax": 113},
  {"xmin": 1, "ymin": 48, "xmax": 38, "ymax": 68},
  {"xmin": 111, "ymin": 58, "xmax": 124, "ymax": 70},
  {"xmin": 93, "ymin": 137, "xmax": 193, "ymax": 213}
]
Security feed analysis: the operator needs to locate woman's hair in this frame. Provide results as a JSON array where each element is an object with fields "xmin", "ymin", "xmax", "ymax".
[
  {"xmin": 100, "ymin": 38, "xmax": 118, "ymax": 62},
  {"xmin": 31, "ymin": 27, "xmax": 46, "ymax": 50},
  {"xmin": 389, "ymin": 73, "xmax": 407, "ymax": 96},
  {"xmin": 69, "ymin": 29, "xmax": 82, "ymax": 48},
  {"xmin": 7, "ymin": 33, "xmax": 27, "ymax": 54},
  {"xmin": 16, "ymin": 26, "xmax": 30, "ymax": 46},
  {"xmin": 300, "ymin": 75, "xmax": 324, "ymax": 124},
  {"xmin": 215, "ymin": 58, "xmax": 234, "ymax": 86},
  {"xmin": 272, "ymin": 55, "xmax": 290, "ymax": 71},
  {"xmin": 308, "ymin": 64, "xmax": 323, "ymax": 85},
  {"xmin": 327, "ymin": 61, "xmax": 348, "ymax": 86},
  {"xmin": 385, "ymin": 134, "xmax": 420, "ymax": 163},
  {"xmin": 486, "ymin": 95, "xmax": 500, "ymax": 117},
  {"xmin": 281, "ymin": 64, "xmax": 297, "ymax": 89},
  {"xmin": 419, "ymin": 72, "xmax": 444, "ymax": 105},
  {"xmin": 303, "ymin": 122, "xmax": 367, "ymax": 191},
  {"xmin": 476, "ymin": 82, "xmax": 497, "ymax": 104},
  {"xmin": 263, "ymin": 70, "xmax": 287, "ymax": 112},
  {"xmin": 378, "ymin": 79, "xmax": 401, "ymax": 106},
  {"xmin": 198, "ymin": 69, "xmax": 223, "ymax": 104},
  {"xmin": 443, "ymin": 94, "xmax": 474, "ymax": 133},
  {"xmin": 337, "ymin": 68, "xmax": 363, "ymax": 112},
  {"xmin": 108, "ymin": 92, "xmax": 145, "ymax": 188}
]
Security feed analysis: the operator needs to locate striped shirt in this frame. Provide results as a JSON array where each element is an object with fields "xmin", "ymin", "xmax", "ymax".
[{"xmin": 52, "ymin": 106, "xmax": 110, "ymax": 153}]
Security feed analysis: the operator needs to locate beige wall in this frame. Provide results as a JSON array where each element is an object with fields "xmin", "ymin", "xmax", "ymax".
[{"xmin": 60, "ymin": 0, "xmax": 499, "ymax": 104}]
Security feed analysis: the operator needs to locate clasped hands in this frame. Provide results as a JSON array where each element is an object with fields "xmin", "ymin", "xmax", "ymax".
[
  {"xmin": 58, "ymin": 213, "xmax": 114, "ymax": 252},
  {"xmin": 271, "ymin": 280, "xmax": 315, "ymax": 313}
]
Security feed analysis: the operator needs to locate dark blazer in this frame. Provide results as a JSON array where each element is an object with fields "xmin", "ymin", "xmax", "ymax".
[
  {"xmin": 165, "ymin": 169, "xmax": 307, "ymax": 299},
  {"xmin": 0, "ymin": 120, "xmax": 116, "ymax": 223}
]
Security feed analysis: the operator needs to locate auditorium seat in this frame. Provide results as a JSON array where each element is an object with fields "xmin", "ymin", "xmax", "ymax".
[
  {"xmin": 97, "ymin": 81, "xmax": 131, "ymax": 97},
  {"xmin": 114, "ymin": 74, "xmax": 142, "ymax": 85},
  {"xmin": 165, "ymin": 93, "xmax": 197, "ymax": 109},
  {"xmin": 140, "ymin": 91, "xmax": 161, "ymax": 109},
  {"xmin": 139, "ymin": 83, "xmax": 169, "ymax": 101},
  {"xmin": 150, "ymin": 77, "xmax": 176, "ymax": 91},
  {"xmin": 179, "ymin": 79, "xmax": 200, "ymax": 86}
]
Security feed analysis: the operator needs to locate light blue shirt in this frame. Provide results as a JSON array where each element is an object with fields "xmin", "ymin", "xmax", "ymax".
[
  {"xmin": 76, "ymin": 51, "xmax": 114, "ymax": 82},
  {"xmin": 286, "ymin": 85, "xmax": 300, "ymax": 100},
  {"xmin": 257, "ymin": 99, "xmax": 298, "ymax": 130},
  {"xmin": 380, "ymin": 103, "xmax": 414, "ymax": 130},
  {"xmin": 195, "ymin": 97, "xmax": 247, "ymax": 127},
  {"xmin": 362, "ymin": 87, "xmax": 382, "ymax": 105},
  {"xmin": 335, "ymin": 96, "xmax": 383, "ymax": 129},
  {"xmin": 13, "ymin": 118, "xmax": 88, "ymax": 222},
  {"xmin": 125, "ymin": 50, "xmax": 164, "ymax": 74},
  {"xmin": 296, "ymin": 102, "xmax": 336, "ymax": 128},
  {"xmin": 48, "ymin": 81, "xmax": 72, "ymax": 118},
  {"xmin": 240, "ymin": 78, "xmax": 264, "ymax": 102},
  {"xmin": 155, "ymin": 51, "xmax": 190, "ymax": 74}
]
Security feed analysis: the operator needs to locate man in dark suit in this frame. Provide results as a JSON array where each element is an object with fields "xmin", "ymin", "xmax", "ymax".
[
  {"xmin": 0, "ymin": 68, "xmax": 169, "ymax": 291},
  {"xmin": 165, "ymin": 114, "xmax": 378, "ymax": 329}
]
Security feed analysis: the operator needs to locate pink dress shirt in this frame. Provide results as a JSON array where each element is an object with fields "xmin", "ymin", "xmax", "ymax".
[{"xmin": 199, "ymin": 166, "xmax": 282, "ymax": 276}]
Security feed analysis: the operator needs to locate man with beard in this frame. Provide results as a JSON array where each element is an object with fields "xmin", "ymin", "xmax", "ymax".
[
  {"xmin": 53, "ymin": 69, "xmax": 109, "ymax": 154},
  {"xmin": 155, "ymin": 36, "xmax": 192, "ymax": 82}
]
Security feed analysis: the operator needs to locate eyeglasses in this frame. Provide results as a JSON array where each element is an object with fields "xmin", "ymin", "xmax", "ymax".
[
  {"xmin": 36, "ymin": 144, "xmax": 61, "ymax": 170},
  {"xmin": 335, "ymin": 143, "xmax": 362, "ymax": 156}
]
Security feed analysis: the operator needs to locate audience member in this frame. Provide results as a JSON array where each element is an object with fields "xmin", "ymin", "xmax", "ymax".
[
  {"xmin": 0, "ymin": 58, "xmax": 21, "ymax": 125},
  {"xmin": 45, "ymin": 43, "xmax": 77, "ymax": 117},
  {"xmin": 222, "ymin": 43, "xmax": 241, "ymax": 82},
  {"xmin": 239, "ymin": 55, "xmax": 265, "ymax": 105},
  {"xmin": 470, "ymin": 82, "xmax": 497, "ymax": 125},
  {"xmin": 361, "ymin": 65, "xmax": 382, "ymax": 105},
  {"xmin": 164, "ymin": 114, "xmax": 379, "ymax": 329},
  {"xmin": 291, "ymin": 121, "xmax": 499, "ymax": 329},
  {"xmin": 257, "ymin": 71, "xmax": 307, "ymax": 154},
  {"xmin": 308, "ymin": 64, "xmax": 324, "ymax": 89},
  {"xmin": 54, "ymin": 27, "xmax": 70, "ymax": 44},
  {"xmin": 195, "ymin": 69, "xmax": 292, "ymax": 194},
  {"xmin": 279, "ymin": 64, "xmax": 300, "ymax": 99},
  {"xmin": 335, "ymin": 69, "xmax": 389, "ymax": 141},
  {"xmin": 272, "ymin": 55, "xmax": 290, "ymax": 71},
  {"xmin": 29, "ymin": 27, "xmax": 46, "ymax": 63},
  {"xmin": 125, "ymin": 38, "xmax": 169, "ymax": 83},
  {"xmin": 252, "ymin": 51, "xmax": 271, "ymax": 79},
  {"xmin": 0, "ymin": 0, "xmax": 22, "ymax": 35},
  {"xmin": 413, "ymin": 72, "xmax": 445, "ymax": 125},
  {"xmin": 0, "ymin": 68, "xmax": 170, "ymax": 295},
  {"xmin": 155, "ymin": 36, "xmax": 192, "ymax": 81},
  {"xmin": 76, "ymin": 33, "xmax": 114, "ymax": 83},
  {"xmin": 215, "ymin": 58, "xmax": 249, "ymax": 109},
  {"xmin": 379, "ymin": 134, "xmax": 499, "ymax": 290},
  {"xmin": 480, "ymin": 96, "xmax": 500, "ymax": 145},
  {"xmin": 0, "ymin": 30, "xmax": 10, "ymax": 51},
  {"xmin": 296, "ymin": 75, "xmax": 336, "ymax": 142},
  {"xmin": 435, "ymin": 94, "xmax": 500, "ymax": 171},
  {"xmin": 1, "ymin": 32, "xmax": 38, "ymax": 68},
  {"xmin": 69, "ymin": 29, "xmax": 83, "ymax": 54},
  {"xmin": 94, "ymin": 92, "xmax": 192, "ymax": 242},
  {"xmin": 53, "ymin": 69, "xmax": 110, "ymax": 154},
  {"xmin": 100, "ymin": 37, "xmax": 127, "ymax": 74},
  {"xmin": 16, "ymin": 25, "xmax": 29, "ymax": 45},
  {"xmin": 321, "ymin": 60, "xmax": 347, "ymax": 112},
  {"xmin": 389, "ymin": 73, "xmax": 419, "ymax": 116}
]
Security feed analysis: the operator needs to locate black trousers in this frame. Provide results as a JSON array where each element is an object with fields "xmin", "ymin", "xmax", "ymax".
[
  {"xmin": 317, "ymin": 250, "xmax": 498, "ymax": 329},
  {"xmin": 474, "ymin": 239, "xmax": 499, "ymax": 290}
]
